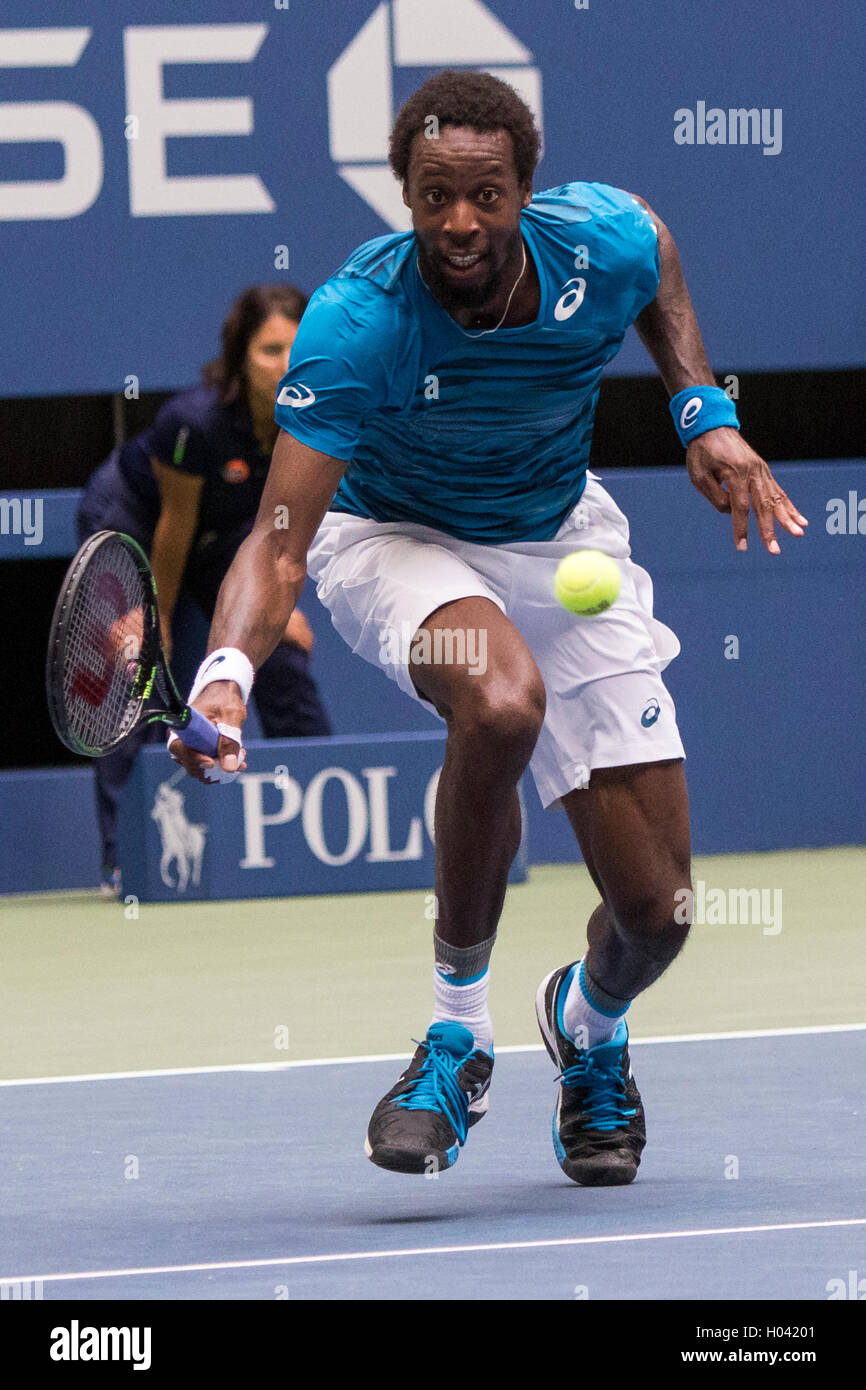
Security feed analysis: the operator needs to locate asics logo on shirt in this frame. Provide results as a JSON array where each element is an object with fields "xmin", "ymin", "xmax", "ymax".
[
  {"xmin": 553, "ymin": 277, "xmax": 587, "ymax": 321},
  {"xmin": 277, "ymin": 383, "xmax": 316, "ymax": 408}
]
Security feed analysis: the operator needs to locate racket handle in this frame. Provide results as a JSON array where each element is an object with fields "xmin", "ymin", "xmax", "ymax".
[{"xmin": 179, "ymin": 706, "xmax": 223, "ymax": 756}]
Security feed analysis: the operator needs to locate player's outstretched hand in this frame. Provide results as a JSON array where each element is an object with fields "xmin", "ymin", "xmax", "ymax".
[
  {"xmin": 686, "ymin": 426, "xmax": 808, "ymax": 554},
  {"xmin": 169, "ymin": 679, "xmax": 248, "ymax": 785}
]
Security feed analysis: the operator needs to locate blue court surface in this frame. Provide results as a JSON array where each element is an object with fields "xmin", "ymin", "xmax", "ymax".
[{"xmin": 1, "ymin": 1028, "xmax": 863, "ymax": 1301}]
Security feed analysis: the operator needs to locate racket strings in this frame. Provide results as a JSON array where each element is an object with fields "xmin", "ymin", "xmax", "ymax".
[{"xmin": 62, "ymin": 542, "xmax": 148, "ymax": 750}]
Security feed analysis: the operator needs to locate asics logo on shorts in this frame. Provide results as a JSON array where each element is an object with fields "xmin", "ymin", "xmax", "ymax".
[
  {"xmin": 641, "ymin": 699, "xmax": 661, "ymax": 727},
  {"xmin": 277, "ymin": 383, "xmax": 316, "ymax": 409},
  {"xmin": 554, "ymin": 277, "xmax": 587, "ymax": 321}
]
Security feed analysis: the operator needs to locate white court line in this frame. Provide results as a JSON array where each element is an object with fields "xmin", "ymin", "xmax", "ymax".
[
  {"xmin": 3, "ymin": 1218, "xmax": 864, "ymax": 1288},
  {"xmin": 0, "ymin": 1022, "xmax": 863, "ymax": 1088}
]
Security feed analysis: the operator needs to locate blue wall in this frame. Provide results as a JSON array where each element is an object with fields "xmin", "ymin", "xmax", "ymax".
[{"xmin": 2, "ymin": 0, "xmax": 863, "ymax": 396}]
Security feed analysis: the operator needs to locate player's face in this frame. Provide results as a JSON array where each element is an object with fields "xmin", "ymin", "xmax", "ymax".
[
  {"xmin": 404, "ymin": 126, "xmax": 532, "ymax": 311},
  {"xmin": 245, "ymin": 314, "xmax": 299, "ymax": 403}
]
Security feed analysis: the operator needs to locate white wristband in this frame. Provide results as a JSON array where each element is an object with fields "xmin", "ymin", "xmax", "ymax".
[{"xmin": 188, "ymin": 648, "xmax": 255, "ymax": 706}]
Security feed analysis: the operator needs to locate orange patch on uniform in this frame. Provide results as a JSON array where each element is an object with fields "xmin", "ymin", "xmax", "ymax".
[{"xmin": 222, "ymin": 458, "xmax": 250, "ymax": 483}]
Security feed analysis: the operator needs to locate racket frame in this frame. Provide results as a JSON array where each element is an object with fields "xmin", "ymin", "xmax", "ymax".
[{"xmin": 46, "ymin": 530, "xmax": 196, "ymax": 757}]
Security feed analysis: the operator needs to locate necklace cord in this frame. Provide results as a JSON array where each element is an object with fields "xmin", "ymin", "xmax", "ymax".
[{"xmin": 417, "ymin": 241, "xmax": 528, "ymax": 338}]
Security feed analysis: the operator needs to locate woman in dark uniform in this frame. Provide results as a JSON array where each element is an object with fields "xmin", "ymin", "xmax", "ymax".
[{"xmin": 77, "ymin": 284, "xmax": 332, "ymax": 893}]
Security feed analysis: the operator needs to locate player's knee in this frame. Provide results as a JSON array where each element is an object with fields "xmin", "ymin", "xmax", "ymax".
[
  {"xmin": 609, "ymin": 866, "xmax": 692, "ymax": 959},
  {"xmin": 454, "ymin": 674, "xmax": 545, "ymax": 765}
]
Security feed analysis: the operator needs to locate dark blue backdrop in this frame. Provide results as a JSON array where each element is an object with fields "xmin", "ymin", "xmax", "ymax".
[{"xmin": 2, "ymin": 0, "xmax": 863, "ymax": 397}]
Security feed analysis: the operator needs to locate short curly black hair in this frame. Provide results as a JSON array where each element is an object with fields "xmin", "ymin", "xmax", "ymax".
[{"xmin": 389, "ymin": 70, "xmax": 540, "ymax": 187}]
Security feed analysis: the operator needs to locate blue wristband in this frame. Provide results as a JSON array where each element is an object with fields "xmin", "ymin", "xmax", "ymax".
[{"xmin": 669, "ymin": 386, "xmax": 740, "ymax": 447}]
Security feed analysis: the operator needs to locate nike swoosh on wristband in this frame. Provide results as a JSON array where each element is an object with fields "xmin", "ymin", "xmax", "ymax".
[{"xmin": 201, "ymin": 655, "xmax": 226, "ymax": 676}]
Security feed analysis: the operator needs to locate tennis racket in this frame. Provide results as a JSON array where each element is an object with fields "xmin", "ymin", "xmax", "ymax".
[{"xmin": 46, "ymin": 529, "xmax": 223, "ymax": 760}]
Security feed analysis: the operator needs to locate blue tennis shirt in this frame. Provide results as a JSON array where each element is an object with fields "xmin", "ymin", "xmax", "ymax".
[{"xmin": 275, "ymin": 182, "xmax": 659, "ymax": 544}]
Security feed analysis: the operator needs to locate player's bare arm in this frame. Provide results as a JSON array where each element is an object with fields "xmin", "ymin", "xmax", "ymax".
[
  {"xmin": 171, "ymin": 430, "xmax": 344, "ymax": 782},
  {"xmin": 631, "ymin": 194, "xmax": 808, "ymax": 554}
]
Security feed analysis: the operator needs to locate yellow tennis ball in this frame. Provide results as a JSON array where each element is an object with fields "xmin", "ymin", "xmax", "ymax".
[{"xmin": 554, "ymin": 550, "xmax": 621, "ymax": 615}]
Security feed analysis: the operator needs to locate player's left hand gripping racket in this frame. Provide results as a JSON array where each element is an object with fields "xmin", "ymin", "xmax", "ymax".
[{"xmin": 46, "ymin": 530, "xmax": 226, "ymax": 763}]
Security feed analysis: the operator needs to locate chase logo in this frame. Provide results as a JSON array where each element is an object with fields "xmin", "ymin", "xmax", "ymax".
[
  {"xmin": 328, "ymin": 0, "xmax": 543, "ymax": 231},
  {"xmin": 641, "ymin": 699, "xmax": 661, "ymax": 728}
]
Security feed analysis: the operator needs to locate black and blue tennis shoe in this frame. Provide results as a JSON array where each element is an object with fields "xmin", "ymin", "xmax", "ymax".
[
  {"xmin": 536, "ymin": 963, "xmax": 646, "ymax": 1186},
  {"xmin": 365, "ymin": 1022, "xmax": 493, "ymax": 1175}
]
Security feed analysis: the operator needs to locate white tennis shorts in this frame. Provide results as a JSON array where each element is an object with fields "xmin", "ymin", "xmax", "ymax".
[{"xmin": 307, "ymin": 473, "xmax": 685, "ymax": 809}]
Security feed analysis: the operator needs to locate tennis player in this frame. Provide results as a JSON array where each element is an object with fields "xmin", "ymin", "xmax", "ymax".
[{"xmin": 171, "ymin": 73, "xmax": 806, "ymax": 1184}]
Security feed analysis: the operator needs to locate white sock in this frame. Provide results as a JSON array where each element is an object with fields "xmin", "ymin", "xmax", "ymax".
[
  {"xmin": 431, "ymin": 968, "xmax": 493, "ymax": 1055},
  {"xmin": 562, "ymin": 958, "xmax": 629, "ymax": 1049}
]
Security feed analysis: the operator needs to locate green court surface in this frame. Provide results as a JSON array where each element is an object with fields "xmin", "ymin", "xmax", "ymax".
[{"xmin": 1, "ymin": 847, "xmax": 863, "ymax": 1080}]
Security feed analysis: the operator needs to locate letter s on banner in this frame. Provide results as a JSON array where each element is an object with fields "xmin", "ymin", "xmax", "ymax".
[{"xmin": 0, "ymin": 28, "xmax": 103, "ymax": 220}]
